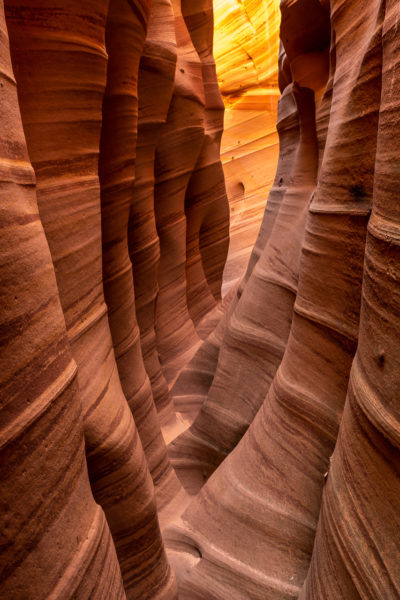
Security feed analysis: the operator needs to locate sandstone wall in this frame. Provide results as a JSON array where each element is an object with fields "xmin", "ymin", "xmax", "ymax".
[
  {"xmin": 0, "ymin": 6, "xmax": 126, "ymax": 596},
  {"xmin": 214, "ymin": 0, "xmax": 281, "ymax": 290},
  {"xmin": 0, "ymin": 0, "xmax": 228, "ymax": 597},
  {"xmin": 2, "ymin": 0, "xmax": 400, "ymax": 599},
  {"xmin": 167, "ymin": 0, "xmax": 400, "ymax": 598}
]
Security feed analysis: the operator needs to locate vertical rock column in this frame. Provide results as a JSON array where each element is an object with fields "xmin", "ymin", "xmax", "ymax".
[
  {"xmin": 168, "ymin": 8, "xmax": 330, "ymax": 483},
  {"xmin": 166, "ymin": 0, "xmax": 384, "ymax": 597},
  {"xmin": 99, "ymin": 0, "xmax": 182, "ymax": 516},
  {"xmin": 154, "ymin": 0, "xmax": 205, "ymax": 384},
  {"xmin": 243, "ymin": 51, "xmax": 297, "ymax": 285},
  {"xmin": 169, "ymin": 82, "xmax": 318, "ymax": 491},
  {"xmin": 168, "ymin": 49, "xmax": 298, "ymax": 451},
  {"xmin": 182, "ymin": 0, "xmax": 230, "ymax": 325},
  {"xmin": 5, "ymin": 1, "xmax": 176, "ymax": 597},
  {"xmin": 300, "ymin": 2, "xmax": 400, "ymax": 597},
  {"xmin": 0, "ymin": 3, "xmax": 125, "ymax": 596},
  {"xmin": 128, "ymin": 0, "xmax": 177, "ymax": 427}
]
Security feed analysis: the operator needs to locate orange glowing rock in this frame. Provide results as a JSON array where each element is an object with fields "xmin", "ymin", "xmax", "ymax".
[{"xmin": 213, "ymin": 0, "xmax": 281, "ymax": 290}]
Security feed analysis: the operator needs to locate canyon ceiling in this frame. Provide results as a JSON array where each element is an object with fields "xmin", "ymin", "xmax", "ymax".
[{"xmin": 1, "ymin": 0, "xmax": 399, "ymax": 599}]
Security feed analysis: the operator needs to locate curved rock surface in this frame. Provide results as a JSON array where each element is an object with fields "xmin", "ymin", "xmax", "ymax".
[
  {"xmin": 0, "ymin": 4, "xmax": 125, "ymax": 596},
  {"xmin": 214, "ymin": 0, "xmax": 281, "ymax": 289},
  {"xmin": 3, "ymin": 0, "xmax": 400, "ymax": 598},
  {"xmin": 168, "ymin": 43, "xmax": 293, "ymax": 457},
  {"xmin": 165, "ymin": 1, "xmax": 387, "ymax": 597},
  {"xmin": 169, "ymin": 81, "xmax": 316, "ymax": 489},
  {"xmin": 176, "ymin": 5, "xmax": 283, "ymax": 422},
  {"xmin": 99, "ymin": 0, "xmax": 183, "ymax": 519},
  {"xmin": 129, "ymin": 0, "xmax": 177, "ymax": 427},
  {"xmin": 168, "ymin": 45, "xmax": 295, "ymax": 483},
  {"xmin": 214, "ymin": 0, "xmax": 280, "ymax": 97},
  {"xmin": 1, "ymin": 0, "xmax": 229, "ymax": 596},
  {"xmin": 169, "ymin": 1, "xmax": 331, "ymax": 490},
  {"xmin": 153, "ymin": 0, "xmax": 204, "ymax": 384},
  {"xmin": 300, "ymin": 1, "xmax": 400, "ymax": 596},
  {"xmin": 182, "ymin": 0, "xmax": 229, "ymax": 325},
  {"xmin": 5, "ymin": 1, "xmax": 176, "ymax": 596}
]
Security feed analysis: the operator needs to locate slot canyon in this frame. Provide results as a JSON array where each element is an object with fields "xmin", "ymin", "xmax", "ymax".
[{"xmin": 1, "ymin": 0, "xmax": 400, "ymax": 598}]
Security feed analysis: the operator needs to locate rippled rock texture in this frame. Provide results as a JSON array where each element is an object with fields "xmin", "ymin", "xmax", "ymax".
[
  {"xmin": 168, "ymin": 0, "xmax": 400, "ymax": 598},
  {"xmin": 2, "ymin": 0, "xmax": 400, "ymax": 599},
  {"xmin": 0, "ymin": 0, "xmax": 227, "ymax": 597},
  {"xmin": 0, "ymin": 6, "xmax": 126, "ymax": 597},
  {"xmin": 214, "ymin": 0, "xmax": 281, "ymax": 290}
]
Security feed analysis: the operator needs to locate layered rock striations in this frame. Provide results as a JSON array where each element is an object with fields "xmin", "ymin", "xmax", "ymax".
[
  {"xmin": 300, "ymin": 1, "xmax": 400, "ymax": 596},
  {"xmin": 4, "ymin": 1, "xmax": 176, "ymax": 597},
  {"xmin": 1, "ymin": 0, "xmax": 229, "ymax": 596},
  {"xmin": 0, "ymin": 6, "xmax": 125, "ymax": 595},
  {"xmin": 3, "ymin": 0, "xmax": 400, "ymax": 599},
  {"xmin": 169, "ymin": 0, "xmax": 331, "ymax": 492},
  {"xmin": 169, "ymin": 80, "xmax": 312, "ymax": 489},
  {"xmin": 168, "ymin": 2, "xmax": 285, "ymax": 435},
  {"xmin": 182, "ymin": 0, "xmax": 230, "ymax": 325},
  {"xmin": 214, "ymin": 0, "xmax": 281, "ymax": 289},
  {"xmin": 99, "ymin": 0, "xmax": 183, "ymax": 519},
  {"xmin": 153, "ymin": 0, "xmax": 205, "ymax": 384},
  {"xmin": 214, "ymin": 0, "xmax": 280, "ymax": 96},
  {"xmin": 167, "ymin": 39, "xmax": 291, "ymax": 457},
  {"xmin": 166, "ymin": 0, "xmax": 392, "ymax": 598},
  {"xmin": 129, "ymin": 0, "xmax": 177, "ymax": 427}
]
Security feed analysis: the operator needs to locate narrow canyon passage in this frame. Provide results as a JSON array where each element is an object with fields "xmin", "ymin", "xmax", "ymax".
[{"xmin": 1, "ymin": 1, "xmax": 400, "ymax": 599}]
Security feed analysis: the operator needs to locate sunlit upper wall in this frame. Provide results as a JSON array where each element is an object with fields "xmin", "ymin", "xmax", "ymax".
[
  {"xmin": 213, "ymin": 0, "xmax": 281, "ymax": 291},
  {"xmin": 213, "ymin": 0, "xmax": 281, "ymax": 103}
]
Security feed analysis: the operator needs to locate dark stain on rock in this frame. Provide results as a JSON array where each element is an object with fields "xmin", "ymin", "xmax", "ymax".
[{"xmin": 350, "ymin": 183, "xmax": 365, "ymax": 201}]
